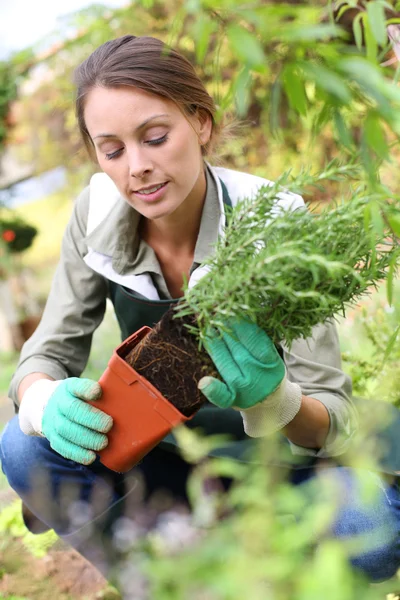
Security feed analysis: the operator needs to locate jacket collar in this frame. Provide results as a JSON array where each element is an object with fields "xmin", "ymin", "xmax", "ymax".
[{"xmin": 84, "ymin": 164, "xmax": 222, "ymax": 277}]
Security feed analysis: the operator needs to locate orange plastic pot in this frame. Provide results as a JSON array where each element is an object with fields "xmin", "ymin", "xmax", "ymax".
[{"xmin": 88, "ymin": 326, "xmax": 191, "ymax": 473}]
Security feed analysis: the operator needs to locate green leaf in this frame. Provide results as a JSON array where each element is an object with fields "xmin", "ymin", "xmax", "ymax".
[
  {"xmin": 281, "ymin": 24, "xmax": 343, "ymax": 42},
  {"xmin": 269, "ymin": 77, "xmax": 282, "ymax": 136},
  {"xmin": 364, "ymin": 111, "xmax": 388, "ymax": 158},
  {"xmin": 313, "ymin": 103, "xmax": 333, "ymax": 135},
  {"xmin": 383, "ymin": 324, "xmax": 400, "ymax": 361},
  {"xmin": 352, "ymin": 12, "xmax": 364, "ymax": 50},
  {"xmin": 380, "ymin": 0, "xmax": 396, "ymax": 10},
  {"xmin": 369, "ymin": 200, "xmax": 385, "ymax": 236},
  {"xmin": 363, "ymin": 14, "xmax": 379, "ymax": 60},
  {"xmin": 388, "ymin": 214, "xmax": 400, "ymax": 236},
  {"xmin": 366, "ymin": 0, "xmax": 388, "ymax": 46},
  {"xmin": 191, "ymin": 15, "xmax": 217, "ymax": 63},
  {"xmin": 386, "ymin": 255, "xmax": 395, "ymax": 305},
  {"xmin": 336, "ymin": 4, "xmax": 353, "ymax": 21},
  {"xmin": 301, "ymin": 62, "xmax": 352, "ymax": 104},
  {"xmin": 282, "ymin": 64, "xmax": 307, "ymax": 116},
  {"xmin": 234, "ymin": 67, "xmax": 252, "ymax": 116},
  {"xmin": 173, "ymin": 425, "xmax": 232, "ymax": 463},
  {"xmin": 227, "ymin": 24, "xmax": 266, "ymax": 71},
  {"xmin": 339, "ymin": 57, "xmax": 400, "ymax": 106},
  {"xmin": 166, "ymin": 7, "xmax": 186, "ymax": 47},
  {"xmin": 333, "ymin": 109, "xmax": 353, "ymax": 149}
]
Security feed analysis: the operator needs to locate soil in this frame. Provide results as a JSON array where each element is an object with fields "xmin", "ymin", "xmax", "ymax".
[
  {"xmin": 0, "ymin": 537, "xmax": 119, "ymax": 600},
  {"xmin": 125, "ymin": 309, "xmax": 218, "ymax": 417}
]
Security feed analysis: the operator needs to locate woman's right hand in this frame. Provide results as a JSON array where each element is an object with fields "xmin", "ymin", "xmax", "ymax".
[{"xmin": 18, "ymin": 378, "xmax": 113, "ymax": 465}]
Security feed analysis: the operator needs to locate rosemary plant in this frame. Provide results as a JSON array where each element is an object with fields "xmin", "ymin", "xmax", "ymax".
[{"xmin": 176, "ymin": 164, "xmax": 400, "ymax": 348}]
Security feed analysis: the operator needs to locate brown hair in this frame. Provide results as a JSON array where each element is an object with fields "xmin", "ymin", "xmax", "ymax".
[{"xmin": 74, "ymin": 35, "xmax": 219, "ymax": 159}]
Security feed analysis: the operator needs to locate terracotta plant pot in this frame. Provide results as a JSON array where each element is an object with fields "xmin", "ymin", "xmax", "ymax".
[{"xmin": 89, "ymin": 326, "xmax": 191, "ymax": 472}]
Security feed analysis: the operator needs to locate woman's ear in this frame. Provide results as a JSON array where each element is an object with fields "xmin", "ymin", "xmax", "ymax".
[{"xmin": 196, "ymin": 109, "xmax": 213, "ymax": 147}]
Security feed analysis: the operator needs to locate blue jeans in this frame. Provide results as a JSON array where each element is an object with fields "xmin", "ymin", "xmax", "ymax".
[{"xmin": 1, "ymin": 415, "xmax": 400, "ymax": 582}]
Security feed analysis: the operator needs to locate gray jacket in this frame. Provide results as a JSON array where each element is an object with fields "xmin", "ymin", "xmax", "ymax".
[{"xmin": 8, "ymin": 164, "xmax": 356, "ymax": 457}]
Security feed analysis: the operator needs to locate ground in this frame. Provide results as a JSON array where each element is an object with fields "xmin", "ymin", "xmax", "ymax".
[{"xmin": 0, "ymin": 538, "xmax": 115, "ymax": 600}]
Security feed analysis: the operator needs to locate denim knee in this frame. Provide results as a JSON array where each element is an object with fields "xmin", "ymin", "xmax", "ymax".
[
  {"xmin": 328, "ymin": 468, "xmax": 400, "ymax": 582},
  {"xmin": 0, "ymin": 415, "xmax": 56, "ymax": 494},
  {"xmin": 0, "ymin": 416, "xmax": 124, "ymax": 535}
]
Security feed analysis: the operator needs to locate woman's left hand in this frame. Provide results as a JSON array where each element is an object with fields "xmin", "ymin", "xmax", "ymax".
[
  {"xmin": 198, "ymin": 319, "xmax": 285, "ymax": 409},
  {"xmin": 198, "ymin": 319, "xmax": 303, "ymax": 436}
]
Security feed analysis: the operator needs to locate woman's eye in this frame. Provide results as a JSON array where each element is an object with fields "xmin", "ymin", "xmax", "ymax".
[
  {"xmin": 105, "ymin": 148, "xmax": 123, "ymax": 160},
  {"xmin": 103, "ymin": 134, "xmax": 168, "ymax": 158},
  {"xmin": 146, "ymin": 134, "xmax": 169, "ymax": 146}
]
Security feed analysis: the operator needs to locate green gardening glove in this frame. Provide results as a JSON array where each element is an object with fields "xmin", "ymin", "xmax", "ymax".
[
  {"xmin": 19, "ymin": 377, "xmax": 113, "ymax": 465},
  {"xmin": 42, "ymin": 378, "xmax": 113, "ymax": 464},
  {"xmin": 198, "ymin": 319, "xmax": 286, "ymax": 409}
]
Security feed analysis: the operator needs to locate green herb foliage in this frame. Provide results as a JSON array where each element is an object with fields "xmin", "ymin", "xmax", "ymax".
[{"xmin": 177, "ymin": 163, "xmax": 400, "ymax": 347}]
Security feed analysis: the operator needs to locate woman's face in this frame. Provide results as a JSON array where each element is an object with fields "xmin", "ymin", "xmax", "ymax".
[{"xmin": 84, "ymin": 86, "xmax": 212, "ymax": 221}]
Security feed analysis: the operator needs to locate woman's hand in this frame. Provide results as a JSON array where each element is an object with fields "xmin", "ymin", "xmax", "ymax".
[
  {"xmin": 19, "ymin": 378, "xmax": 113, "ymax": 464},
  {"xmin": 198, "ymin": 319, "xmax": 285, "ymax": 409},
  {"xmin": 198, "ymin": 319, "xmax": 302, "ymax": 436}
]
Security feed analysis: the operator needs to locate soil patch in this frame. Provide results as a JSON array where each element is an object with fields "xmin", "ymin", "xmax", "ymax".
[{"xmin": 0, "ymin": 537, "xmax": 119, "ymax": 600}]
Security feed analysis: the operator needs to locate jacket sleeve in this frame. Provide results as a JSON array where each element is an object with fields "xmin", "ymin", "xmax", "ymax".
[
  {"xmin": 8, "ymin": 186, "xmax": 108, "ymax": 410},
  {"xmin": 282, "ymin": 320, "xmax": 357, "ymax": 457}
]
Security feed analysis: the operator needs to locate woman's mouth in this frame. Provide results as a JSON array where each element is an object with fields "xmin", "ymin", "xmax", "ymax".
[{"xmin": 133, "ymin": 182, "xmax": 168, "ymax": 202}]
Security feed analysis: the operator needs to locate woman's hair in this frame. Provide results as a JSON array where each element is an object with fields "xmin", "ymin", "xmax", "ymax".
[{"xmin": 74, "ymin": 35, "xmax": 219, "ymax": 159}]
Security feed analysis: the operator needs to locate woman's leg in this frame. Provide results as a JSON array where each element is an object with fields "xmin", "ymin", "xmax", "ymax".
[
  {"xmin": 0, "ymin": 416, "xmax": 127, "ymax": 531},
  {"xmin": 0, "ymin": 416, "xmax": 192, "ymax": 577},
  {"xmin": 294, "ymin": 465, "xmax": 400, "ymax": 582}
]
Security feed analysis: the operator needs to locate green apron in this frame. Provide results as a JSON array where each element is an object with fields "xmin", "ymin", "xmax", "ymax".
[{"xmin": 108, "ymin": 179, "xmax": 255, "ymax": 460}]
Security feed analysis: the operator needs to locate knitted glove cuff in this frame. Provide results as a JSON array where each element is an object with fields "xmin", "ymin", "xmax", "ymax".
[
  {"xmin": 18, "ymin": 379, "xmax": 63, "ymax": 437},
  {"xmin": 240, "ymin": 377, "xmax": 302, "ymax": 438}
]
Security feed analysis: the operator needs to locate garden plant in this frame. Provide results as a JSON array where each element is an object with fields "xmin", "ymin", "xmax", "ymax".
[{"xmin": 126, "ymin": 164, "xmax": 400, "ymax": 418}]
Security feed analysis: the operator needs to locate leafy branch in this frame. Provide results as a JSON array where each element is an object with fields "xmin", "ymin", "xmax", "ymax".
[{"xmin": 176, "ymin": 161, "xmax": 399, "ymax": 347}]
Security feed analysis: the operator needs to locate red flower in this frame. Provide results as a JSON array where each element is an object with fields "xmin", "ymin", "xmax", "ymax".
[{"xmin": 2, "ymin": 229, "xmax": 16, "ymax": 242}]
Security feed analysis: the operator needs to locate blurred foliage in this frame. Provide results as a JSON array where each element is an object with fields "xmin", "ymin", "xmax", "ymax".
[
  {"xmin": 342, "ymin": 279, "xmax": 400, "ymax": 404},
  {"xmin": 0, "ymin": 500, "xmax": 57, "ymax": 558},
  {"xmin": 0, "ymin": 210, "xmax": 38, "ymax": 279},
  {"xmin": 0, "ymin": 2, "xmax": 399, "ymax": 596},
  {"xmin": 10, "ymin": 189, "xmax": 73, "ymax": 269},
  {"xmin": 137, "ymin": 432, "xmax": 395, "ymax": 599},
  {"xmin": 0, "ymin": 47, "xmax": 35, "ymax": 152},
  {"xmin": 0, "ymin": 217, "xmax": 37, "ymax": 254},
  {"xmin": 3, "ymin": 0, "xmax": 400, "ymax": 195},
  {"xmin": 0, "ymin": 63, "xmax": 17, "ymax": 150}
]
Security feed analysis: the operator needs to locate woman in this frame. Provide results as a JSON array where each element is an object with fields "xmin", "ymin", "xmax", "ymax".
[{"xmin": 1, "ymin": 35, "xmax": 399, "ymax": 582}]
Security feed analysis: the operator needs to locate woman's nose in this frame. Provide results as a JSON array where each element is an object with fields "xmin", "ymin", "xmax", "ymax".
[{"xmin": 128, "ymin": 146, "xmax": 153, "ymax": 179}]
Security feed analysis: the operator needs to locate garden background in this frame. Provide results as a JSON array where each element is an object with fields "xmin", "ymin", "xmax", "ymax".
[{"xmin": 1, "ymin": 1, "xmax": 400, "ymax": 598}]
